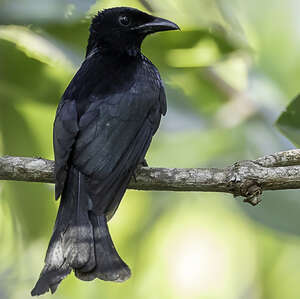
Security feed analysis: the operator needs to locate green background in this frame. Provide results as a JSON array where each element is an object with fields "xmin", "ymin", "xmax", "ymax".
[{"xmin": 1, "ymin": 0, "xmax": 300, "ymax": 298}]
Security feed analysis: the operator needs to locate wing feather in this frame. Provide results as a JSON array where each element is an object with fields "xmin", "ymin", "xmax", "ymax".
[
  {"xmin": 53, "ymin": 100, "xmax": 79, "ymax": 199},
  {"xmin": 53, "ymin": 55, "xmax": 166, "ymax": 211}
]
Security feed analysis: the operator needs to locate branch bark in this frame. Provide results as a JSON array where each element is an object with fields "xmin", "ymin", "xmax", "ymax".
[{"xmin": 1, "ymin": 149, "xmax": 300, "ymax": 205}]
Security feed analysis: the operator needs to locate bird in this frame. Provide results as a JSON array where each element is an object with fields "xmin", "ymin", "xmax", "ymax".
[{"xmin": 31, "ymin": 7, "xmax": 179, "ymax": 296}]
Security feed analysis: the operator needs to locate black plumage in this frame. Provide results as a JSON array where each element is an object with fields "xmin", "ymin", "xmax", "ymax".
[{"xmin": 31, "ymin": 7, "xmax": 179, "ymax": 296}]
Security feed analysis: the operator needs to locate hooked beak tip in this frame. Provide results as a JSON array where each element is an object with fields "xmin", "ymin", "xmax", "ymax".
[{"xmin": 135, "ymin": 17, "xmax": 180, "ymax": 33}]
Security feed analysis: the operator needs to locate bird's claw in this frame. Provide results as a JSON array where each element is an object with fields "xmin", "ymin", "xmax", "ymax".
[
  {"xmin": 132, "ymin": 159, "xmax": 148, "ymax": 182},
  {"xmin": 139, "ymin": 158, "xmax": 148, "ymax": 167},
  {"xmin": 132, "ymin": 172, "xmax": 137, "ymax": 183}
]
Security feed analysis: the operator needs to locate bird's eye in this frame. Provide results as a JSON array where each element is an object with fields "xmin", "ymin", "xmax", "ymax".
[{"xmin": 119, "ymin": 15, "xmax": 130, "ymax": 26}]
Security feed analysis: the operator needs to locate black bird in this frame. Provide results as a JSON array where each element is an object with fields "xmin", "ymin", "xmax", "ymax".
[{"xmin": 31, "ymin": 7, "xmax": 179, "ymax": 296}]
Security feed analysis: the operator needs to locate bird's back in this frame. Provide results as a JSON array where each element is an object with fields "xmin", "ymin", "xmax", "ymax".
[{"xmin": 54, "ymin": 51, "xmax": 166, "ymax": 215}]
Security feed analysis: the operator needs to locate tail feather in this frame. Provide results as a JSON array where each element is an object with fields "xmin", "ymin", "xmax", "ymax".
[
  {"xmin": 75, "ymin": 214, "xmax": 130, "ymax": 282},
  {"xmin": 63, "ymin": 172, "xmax": 94, "ymax": 269},
  {"xmin": 31, "ymin": 167, "xmax": 130, "ymax": 296},
  {"xmin": 31, "ymin": 262, "xmax": 71, "ymax": 296}
]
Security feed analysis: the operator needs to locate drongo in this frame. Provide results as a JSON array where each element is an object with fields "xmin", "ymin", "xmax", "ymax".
[{"xmin": 31, "ymin": 7, "xmax": 179, "ymax": 296}]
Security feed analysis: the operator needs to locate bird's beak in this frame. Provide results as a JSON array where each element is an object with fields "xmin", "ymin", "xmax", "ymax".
[{"xmin": 134, "ymin": 16, "xmax": 180, "ymax": 33}]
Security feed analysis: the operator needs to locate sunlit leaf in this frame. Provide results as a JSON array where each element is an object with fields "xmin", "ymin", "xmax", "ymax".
[
  {"xmin": 0, "ymin": 25, "xmax": 75, "ymax": 69},
  {"xmin": 276, "ymin": 94, "xmax": 300, "ymax": 147},
  {"xmin": 0, "ymin": 39, "xmax": 72, "ymax": 105}
]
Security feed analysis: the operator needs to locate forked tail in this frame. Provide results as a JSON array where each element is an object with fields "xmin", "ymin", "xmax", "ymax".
[{"xmin": 31, "ymin": 167, "xmax": 130, "ymax": 296}]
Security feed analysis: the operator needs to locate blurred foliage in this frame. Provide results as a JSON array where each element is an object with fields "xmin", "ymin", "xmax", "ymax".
[
  {"xmin": 276, "ymin": 94, "xmax": 300, "ymax": 147},
  {"xmin": 0, "ymin": 0, "xmax": 300, "ymax": 298}
]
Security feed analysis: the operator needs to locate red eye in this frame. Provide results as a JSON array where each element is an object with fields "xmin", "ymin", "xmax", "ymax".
[{"xmin": 119, "ymin": 15, "xmax": 130, "ymax": 26}]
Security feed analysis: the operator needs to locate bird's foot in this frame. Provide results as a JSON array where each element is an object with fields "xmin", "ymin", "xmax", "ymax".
[
  {"xmin": 132, "ymin": 159, "xmax": 148, "ymax": 182},
  {"xmin": 139, "ymin": 158, "xmax": 148, "ymax": 167}
]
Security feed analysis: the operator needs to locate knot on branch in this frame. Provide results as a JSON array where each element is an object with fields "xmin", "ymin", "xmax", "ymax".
[
  {"xmin": 241, "ymin": 181, "xmax": 262, "ymax": 206},
  {"xmin": 227, "ymin": 160, "xmax": 263, "ymax": 205}
]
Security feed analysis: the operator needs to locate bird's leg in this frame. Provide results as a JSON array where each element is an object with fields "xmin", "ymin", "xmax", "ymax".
[
  {"xmin": 139, "ymin": 158, "xmax": 148, "ymax": 167},
  {"xmin": 132, "ymin": 159, "xmax": 148, "ymax": 182}
]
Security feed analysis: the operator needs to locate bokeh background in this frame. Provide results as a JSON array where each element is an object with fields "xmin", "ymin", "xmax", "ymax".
[{"xmin": 1, "ymin": 0, "xmax": 300, "ymax": 298}]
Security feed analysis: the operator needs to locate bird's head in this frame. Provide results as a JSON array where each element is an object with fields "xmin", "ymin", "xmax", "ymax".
[{"xmin": 87, "ymin": 7, "xmax": 179, "ymax": 56}]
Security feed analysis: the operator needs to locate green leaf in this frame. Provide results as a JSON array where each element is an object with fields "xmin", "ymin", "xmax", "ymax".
[{"xmin": 276, "ymin": 94, "xmax": 300, "ymax": 147}]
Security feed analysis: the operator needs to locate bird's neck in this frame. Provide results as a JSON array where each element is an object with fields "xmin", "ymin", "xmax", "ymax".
[{"xmin": 86, "ymin": 35, "xmax": 142, "ymax": 58}]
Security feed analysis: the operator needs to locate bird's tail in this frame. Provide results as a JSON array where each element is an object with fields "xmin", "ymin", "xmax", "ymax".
[{"xmin": 31, "ymin": 166, "xmax": 130, "ymax": 296}]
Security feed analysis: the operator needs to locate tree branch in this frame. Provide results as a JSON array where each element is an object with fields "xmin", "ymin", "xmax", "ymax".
[{"xmin": 1, "ymin": 149, "xmax": 300, "ymax": 205}]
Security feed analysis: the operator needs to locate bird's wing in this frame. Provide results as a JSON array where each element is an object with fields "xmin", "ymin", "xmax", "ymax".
[
  {"xmin": 53, "ymin": 56, "xmax": 166, "ymax": 213},
  {"xmin": 53, "ymin": 99, "xmax": 79, "ymax": 200},
  {"xmin": 153, "ymin": 64, "xmax": 167, "ymax": 116},
  {"xmin": 72, "ymin": 78, "xmax": 162, "ymax": 214}
]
